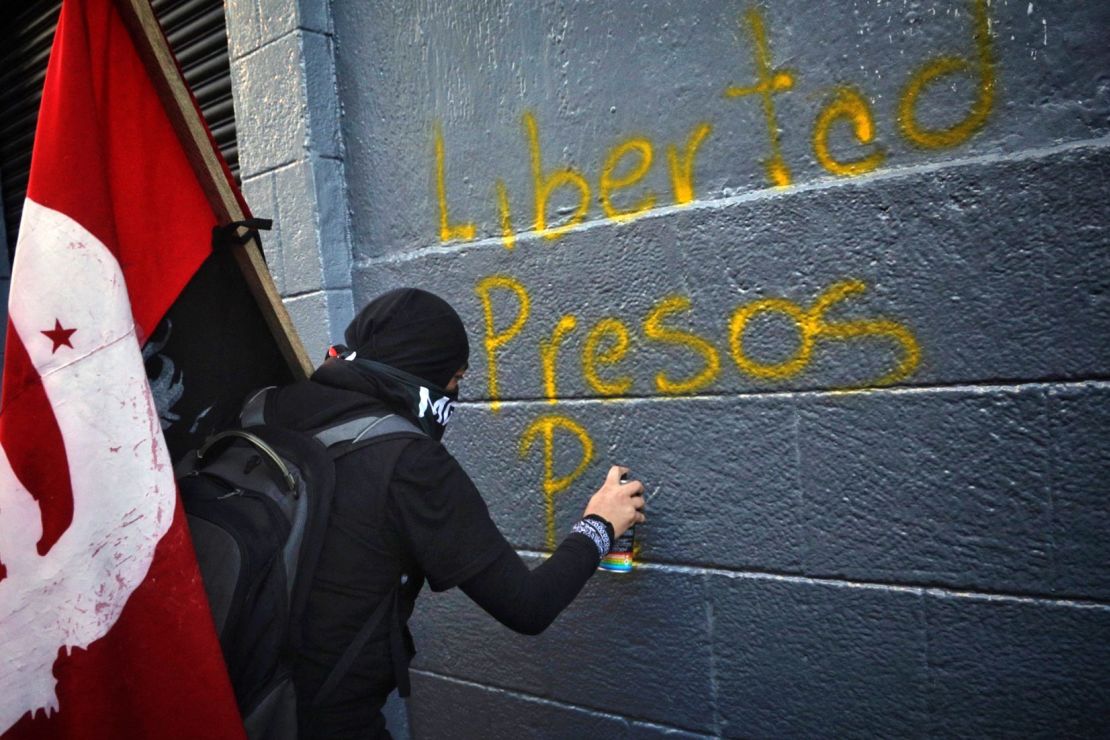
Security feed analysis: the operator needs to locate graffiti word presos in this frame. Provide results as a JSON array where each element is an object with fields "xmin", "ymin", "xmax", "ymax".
[{"xmin": 475, "ymin": 274, "xmax": 921, "ymax": 411}]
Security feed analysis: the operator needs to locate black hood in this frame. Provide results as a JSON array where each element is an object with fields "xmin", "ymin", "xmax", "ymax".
[{"xmin": 342, "ymin": 287, "xmax": 469, "ymax": 389}]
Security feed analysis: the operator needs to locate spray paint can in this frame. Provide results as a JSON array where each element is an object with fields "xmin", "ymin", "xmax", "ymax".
[{"xmin": 599, "ymin": 474, "xmax": 636, "ymax": 573}]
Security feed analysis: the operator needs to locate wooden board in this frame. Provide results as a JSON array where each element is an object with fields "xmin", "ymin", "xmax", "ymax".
[{"xmin": 110, "ymin": 0, "xmax": 315, "ymax": 457}]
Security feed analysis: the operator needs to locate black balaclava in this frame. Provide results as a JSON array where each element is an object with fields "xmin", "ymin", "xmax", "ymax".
[{"xmin": 313, "ymin": 288, "xmax": 469, "ymax": 440}]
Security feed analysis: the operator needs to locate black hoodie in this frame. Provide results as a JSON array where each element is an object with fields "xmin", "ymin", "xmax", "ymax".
[{"xmin": 276, "ymin": 289, "xmax": 603, "ymax": 739}]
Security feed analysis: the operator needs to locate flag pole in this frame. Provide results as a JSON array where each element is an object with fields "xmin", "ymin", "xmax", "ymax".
[{"xmin": 110, "ymin": 0, "xmax": 314, "ymax": 380}]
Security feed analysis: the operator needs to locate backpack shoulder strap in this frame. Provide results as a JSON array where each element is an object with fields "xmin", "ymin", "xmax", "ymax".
[
  {"xmin": 239, "ymin": 386, "xmax": 425, "ymax": 449},
  {"xmin": 313, "ymin": 414, "xmax": 424, "ymax": 450},
  {"xmin": 303, "ymin": 415, "xmax": 424, "ymax": 706},
  {"xmin": 240, "ymin": 386, "xmax": 274, "ymax": 427},
  {"xmin": 312, "ymin": 589, "xmax": 395, "ymax": 708}
]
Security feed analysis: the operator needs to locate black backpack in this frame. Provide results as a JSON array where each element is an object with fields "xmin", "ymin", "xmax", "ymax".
[{"xmin": 177, "ymin": 388, "xmax": 424, "ymax": 739}]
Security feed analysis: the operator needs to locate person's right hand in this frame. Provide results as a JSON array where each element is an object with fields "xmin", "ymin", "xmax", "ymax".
[{"xmin": 582, "ymin": 465, "xmax": 645, "ymax": 539}]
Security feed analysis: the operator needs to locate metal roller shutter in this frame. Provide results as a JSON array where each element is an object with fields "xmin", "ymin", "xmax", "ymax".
[{"xmin": 0, "ymin": 0, "xmax": 238, "ymax": 258}]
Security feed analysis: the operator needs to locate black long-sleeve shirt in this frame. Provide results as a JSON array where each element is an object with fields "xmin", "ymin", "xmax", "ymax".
[
  {"xmin": 461, "ymin": 528, "xmax": 601, "ymax": 635},
  {"xmin": 271, "ymin": 378, "xmax": 601, "ymax": 739}
]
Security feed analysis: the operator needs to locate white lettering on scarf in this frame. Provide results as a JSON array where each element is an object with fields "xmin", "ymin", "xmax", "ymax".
[{"xmin": 418, "ymin": 386, "xmax": 454, "ymax": 425}]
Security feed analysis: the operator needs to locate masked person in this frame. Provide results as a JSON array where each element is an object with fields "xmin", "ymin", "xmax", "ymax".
[{"xmin": 257, "ymin": 288, "xmax": 645, "ymax": 738}]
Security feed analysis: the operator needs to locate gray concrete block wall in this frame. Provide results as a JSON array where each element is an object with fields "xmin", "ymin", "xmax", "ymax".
[
  {"xmin": 354, "ymin": 146, "xmax": 1110, "ymax": 398},
  {"xmin": 334, "ymin": 0, "xmax": 1109, "ymax": 258},
  {"xmin": 409, "ymin": 672, "xmax": 711, "ymax": 739},
  {"xmin": 923, "ymin": 593, "xmax": 1110, "ymax": 737},
  {"xmin": 229, "ymin": 0, "xmax": 1110, "ymax": 735},
  {"xmin": 225, "ymin": 0, "xmax": 353, "ymax": 355},
  {"xmin": 425, "ymin": 383, "xmax": 1110, "ymax": 603}
]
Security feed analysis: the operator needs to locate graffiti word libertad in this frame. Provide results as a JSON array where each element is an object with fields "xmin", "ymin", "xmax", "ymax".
[{"xmin": 434, "ymin": 0, "xmax": 994, "ymax": 248}]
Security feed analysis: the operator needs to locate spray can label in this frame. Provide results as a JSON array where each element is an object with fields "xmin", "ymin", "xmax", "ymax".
[{"xmin": 599, "ymin": 525, "xmax": 634, "ymax": 572}]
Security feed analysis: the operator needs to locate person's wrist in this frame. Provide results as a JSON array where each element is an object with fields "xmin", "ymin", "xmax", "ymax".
[
  {"xmin": 583, "ymin": 514, "xmax": 615, "ymax": 544},
  {"xmin": 572, "ymin": 515, "xmax": 613, "ymax": 558}
]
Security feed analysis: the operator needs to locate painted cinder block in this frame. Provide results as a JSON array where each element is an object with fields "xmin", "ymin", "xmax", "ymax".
[
  {"xmin": 441, "ymin": 397, "xmax": 804, "ymax": 574},
  {"xmin": 282, "ymin": 289, "xmax": 350, "ymax": 361},
  {"xmin": 409, "ymin": 564, "xmax": 714, "ymax": 733},
  {"xmin": 408, "ymin": 673, "xmax": 634, "ymax": 740},
  {"xmin": 708, "ymin": 574, "xmax": 928, "ymax": 738},
  {"xmin": 240, "ymin": 172, "xmax": 285, "ymax": 295},
  {"xmin": 246, "ymin": 158, "xmax": 349, "ymax": 298},
  {"xmin": 310, "ymin": 156, "xmax": 352, "ymax": 289},
  {"xmin": 409, "ymin": 671, "xmax": 717, "ymax": 739},
  {"xmin": 353, "ymin": 145, "xmax": 1110, "ymax": 403},
  {"xmin": 272, "ymin": 160, "xmax": 326, "ymax": 295},
  {"xmin": 798, "ymin": 387, "xmax": 1054, "ymax": 596},
  {"xmin": 255, "ymin": 0, "xmax": 331, "ymax": 49},
  {"xmin": 230, "ymin": 34, "xmax": 308, "ymax": 179},
  {"xmin": 1047, "ymin": 383, "xmax": 1110, "ymax": 600},
  {"xmin": 924, "ymin": 592, "xmax": 1110, "ymax": 737},
  {"xmin": 433, "ymin": 381, "xmax": 1108, "ymax": 602},
  {"xmin": 323, "ymin": 288, "xmax": 354, "ymax": 350},
  {"xmin": 224, "ymin": 0, "xmax": 263, "ymax": 62},
  {"xmin": 624, "ymin": 722, "xmax": 717, "ymax": 740},
  {"xmin": 332, "ymin": 0, "xmax": 1110, "ymax": 255},
  {"xmin": 302, "ymin": 31, "xmax": 342, "ymax": 160}
]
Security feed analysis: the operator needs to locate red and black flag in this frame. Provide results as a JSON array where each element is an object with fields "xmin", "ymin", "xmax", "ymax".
[{"xmin": 0, "ymin": 0, "xmax": 306, "ymax": 736}]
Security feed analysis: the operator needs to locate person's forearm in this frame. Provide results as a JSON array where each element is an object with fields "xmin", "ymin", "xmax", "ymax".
[{"xmin": 459, "ymin": 527, "xmax": 606, "ymax": 636}]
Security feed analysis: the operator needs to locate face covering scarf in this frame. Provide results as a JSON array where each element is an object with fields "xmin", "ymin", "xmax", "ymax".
[{"xmin": 326, "ymin": 346, "xmax": 457, "ymax": 440}]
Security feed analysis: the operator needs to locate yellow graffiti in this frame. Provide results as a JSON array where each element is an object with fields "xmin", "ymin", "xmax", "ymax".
[
  {"xmin": 495, "ymin": 179, "xmax": 516, "ymax": 250},
  {"xmin": 582, "ymin": 317, "xmax": 633, "ymax": 397},
  {"xmin": 540, "ymin": 315, "xmax": 578, "ymax": 404},
  {"xmin": 729, "ymin": 279, "xmax": 920, "ymax": 385},
  {"xmin": 730, "ymin": 297, "xmax": 812, "ymax": 379},
  {"xmin": 813, "ymin": 86, "xmax": 886, "ymax": 177},
  {"xmin": 667, "ymin": 122, "xmax": 713, "ymax": 205},
  {"xmin": 524, "ymin": 111, "xmax": 591, "ymax": 240},
  {"xmin": 433, "ymin": 1, "xmax": 1003, "ymax": 247},
  {"xmin": 436, "ymin": 114, "xmax": 717, "ymax": 246},
  {"xmin": 724, "ymin": 7, "xmax": 795, "ymax": 187},
  {"xmin": 433, "ymin": 122, "xmax": 476, "ymax": 242},
  {"xmin": 475, "ymin": 274, "xmax": 531, "ymax": 411},
  {"xmin": 643, "ymin": 295, "xmax": 720, "ymax": 394},
  {"xmin": 476, "ymin": 273, "xmax": 922, "ymax": 403},
  {"xmin": 600, "ymin": 138, "xmax": 656, "ymax": 222},
  {"xmin": 519, "ymin": 414, "xmax": 595, "ymax": 550},
  {"xmin": 809, "ymin": 281, "xmax": 921, "ymax": 386},
  {"xmin": 898, "ymin": 0, "xmax": 994, "ymax": 149}
]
